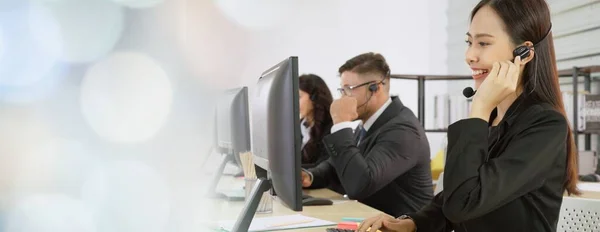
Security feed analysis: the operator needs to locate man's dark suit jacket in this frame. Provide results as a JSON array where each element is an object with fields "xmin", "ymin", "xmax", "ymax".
[{"xmin": 307, "ymin": 96, "xmax": 434, "ymax": 217}]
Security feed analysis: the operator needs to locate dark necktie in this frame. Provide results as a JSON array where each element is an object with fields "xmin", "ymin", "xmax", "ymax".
[{"xmin": 356, "ymin": 126, "xmax": 367, "ymax": 145}]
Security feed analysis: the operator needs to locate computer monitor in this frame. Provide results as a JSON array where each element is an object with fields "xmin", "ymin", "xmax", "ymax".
[
  {"xmin": 206, "ymin": 87, "xmax": 251, "ymax": 198},
  {"xmin": 231, "ymin": 56, "xmax": 302, "ymax": 231},
  {"xmin": 216, "ymin": 86, "xmax": 251, "ymax": 164}
]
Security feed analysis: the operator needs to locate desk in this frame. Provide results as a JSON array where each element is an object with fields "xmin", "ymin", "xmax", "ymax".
[
  {"xmin": 207, "ymin": 176, "xmax": 383, "ymax": 231},
  {"xmin": 206, "ymin": 178, "xmax": 600, "ymax": 231},
  {"xmin": 578, "ymin": 182, "xmax": 600, "ymax": 199}
]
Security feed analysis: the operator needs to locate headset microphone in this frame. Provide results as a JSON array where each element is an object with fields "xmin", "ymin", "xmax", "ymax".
[{"xmin": 463, "ymin": 87, "xmax": 476, "ymax": 98}]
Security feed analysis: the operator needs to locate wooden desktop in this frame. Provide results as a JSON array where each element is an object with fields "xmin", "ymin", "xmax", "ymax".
[
  {"xmin": 577, "ymin": 182, "xmax": 600, "ymax": 199},
  {"xmin": 205, "ymin": 176, "xmax": 383, "ymax": 231},
  {"xmin": 207, "ymin": 176, "xmax": 600, "ymax": 231}
]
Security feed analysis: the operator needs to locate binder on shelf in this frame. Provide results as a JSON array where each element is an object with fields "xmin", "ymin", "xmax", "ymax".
[
  {"xmin": 433, "ymin": 94, "xmax": 449, "ymax": 130},
  {"xmin": 433, "ymin": 94, "xmax": 449, "ymax": 129},
  {"xmin": 432, "ymin": 94, "xmax": 470, "ymax": 130},
  {"xmin": 433, "ymin": 95, "xmax": 439, "ymax": 129},
  {"xmin": 583, "ymin": 94, "xmax": 600, "ymax": 132},
  {"xmin": 561, "ymin": 91, "xmax": 589, "ymax": 132},
  {"xmin": 578, "ymin": 150, "xmax": 598, "ymax": 175}
]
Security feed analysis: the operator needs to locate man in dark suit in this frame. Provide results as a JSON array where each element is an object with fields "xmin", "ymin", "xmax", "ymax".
[{"xmin": 301, "ymin": 52, "xmax": 433, "ymax": 217}]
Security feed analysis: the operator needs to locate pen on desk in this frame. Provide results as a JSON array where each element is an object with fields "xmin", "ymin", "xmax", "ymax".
[
  {"xmin": 341, "ymin": 217, "xmax": 364, "ymax": 223},
  {"xmin": 265, "ymin": 219, "xmax": 315, "ymax": 228}
]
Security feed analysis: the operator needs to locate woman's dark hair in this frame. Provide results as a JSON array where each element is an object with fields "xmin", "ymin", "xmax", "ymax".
[
  {"xmin": 471, "ymin": 0, "xmax": 580, "ymax": 195},
  {"xmin": 299, "ymin": 74, "xmax": 334, "ymax": 164}
]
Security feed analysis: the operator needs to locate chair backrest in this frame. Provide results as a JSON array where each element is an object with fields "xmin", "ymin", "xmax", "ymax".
[{"xmin": 557, "ymin": 197, "xmax": 600, "ymax": 232}]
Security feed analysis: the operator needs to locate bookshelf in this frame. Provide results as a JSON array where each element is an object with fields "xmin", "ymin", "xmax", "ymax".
[
  {"xmin": 390, "ymin": 74, "xmax": 471, "ymax": 133},
  {"xmin": 559, "ymin": 65, "xmax": 600, "ymax": 151},
  {"xmin": 390, "ymin": 65, "xmax": 600, "ymax": 141}
]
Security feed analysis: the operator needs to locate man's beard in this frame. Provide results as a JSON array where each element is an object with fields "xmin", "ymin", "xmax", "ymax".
[{"xmin": 357, "ymin": 104, "xmax": 370, "ymax": 122}]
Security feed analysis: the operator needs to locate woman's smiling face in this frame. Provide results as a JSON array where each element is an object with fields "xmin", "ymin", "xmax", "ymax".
[{"xmin": 465, "ymin": 5, "xmax": 516, "ymax": 89}]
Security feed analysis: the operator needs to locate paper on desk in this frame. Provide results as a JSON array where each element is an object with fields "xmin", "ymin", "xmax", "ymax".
[
  {"xmin": 218, "ymin": 214, "xmax": 335, "ymax": 232},
  {"xmin": 332, "ymin": 199, "xmax": 353, "ymax": 204},
  {"xmin": 578, "ymin": 182, "xmax": 600, "ymax": 192}
]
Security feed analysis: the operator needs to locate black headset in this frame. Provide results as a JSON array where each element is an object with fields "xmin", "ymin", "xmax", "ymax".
[
  {"xmin": 512, "ymin": 45, "xmax": 531, "ymax": 61},
  {"xmin": 513, "ymin": 22, "xmax": 553, "ymax": 60},
  {"xmin": 367, "ymin": 76, "xmax": 387, "ymax": 93},
  {"xmin": 356, "ymin": 77, "xmax": 387, "ymax": 110},
  {"xmin": 368, "ymin": 83, "xmax": 379, "ymax": 92},
  {"xmin": 513, "ymin": 23, "xmax": 553, "ymax": 61},
  {"xmin": 512, "ymin": 41, "xmax": 537, "ymax": 95}
]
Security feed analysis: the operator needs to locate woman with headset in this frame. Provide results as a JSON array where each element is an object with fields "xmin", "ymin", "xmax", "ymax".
[
  {"xmin": 298, "ymin": 74, "xmax": 334, "ymax": 169},
  {"xmin": 358, "ymin": 0, "xmax": 579, "ymax": 231}
]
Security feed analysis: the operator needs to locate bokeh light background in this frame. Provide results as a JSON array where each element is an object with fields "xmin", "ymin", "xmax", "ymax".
[
  {"xmin": 0, "ymin": 0, "xmax": 265, "ymax": 231},
  {"xmin": 0, "ymin": 0, "xmax": 440, "ymax": 230}
]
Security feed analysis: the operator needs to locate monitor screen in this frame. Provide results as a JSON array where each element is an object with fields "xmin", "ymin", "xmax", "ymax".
[
  {"xmin": 215, "ymin": 87, "xmax": 251, "ymax": 165},
  {"xmin": 251, "ymin": 56, "xmax": 302, "ymax": 211}
]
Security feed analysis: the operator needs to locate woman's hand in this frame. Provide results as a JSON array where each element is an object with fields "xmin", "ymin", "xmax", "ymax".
[
  {"xmin": 470, "ymin": 56, "xmax": 522, "ymax": 121},
  {"xmin": 356, "ymin": 214, "xmax": 416, "ymax": 232}
]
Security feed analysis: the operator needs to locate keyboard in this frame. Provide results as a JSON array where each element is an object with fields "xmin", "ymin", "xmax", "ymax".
[{"xmin": 325, "ymin": 228, "xmax": 354, "ymax": 232}]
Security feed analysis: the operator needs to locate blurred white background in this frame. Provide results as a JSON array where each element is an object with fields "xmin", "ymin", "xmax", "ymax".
[{"xmin": 0, "ymin": 0, "xmax": 596, "ymax": 231}]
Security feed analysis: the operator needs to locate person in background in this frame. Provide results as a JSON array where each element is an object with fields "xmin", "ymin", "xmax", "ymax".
[
  {"xmin": 299, "ymin": 74, "xmax": 334, "ymax": 169},
  {"xmin": 358, "ymin": 0, "xmax": 580, "ymax": 231},
  {"xmin": 301, "ymin": 52, "xmax": 433, "ymax": 217}
]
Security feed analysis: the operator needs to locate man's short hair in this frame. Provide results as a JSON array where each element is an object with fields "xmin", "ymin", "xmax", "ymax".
[{"xmin": 338, "ymin": 52, "xmax": 391, "ymax": 78}]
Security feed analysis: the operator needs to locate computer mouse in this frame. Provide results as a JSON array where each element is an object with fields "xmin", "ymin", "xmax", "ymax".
[{"xmin": 302, "ymin": 197, "xmax": 334, "ymax": 206}]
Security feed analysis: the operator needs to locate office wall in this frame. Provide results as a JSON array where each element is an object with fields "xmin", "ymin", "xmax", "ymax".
[
  {"xmin": 445, "ymin": 0, "xmax": 600, "ymax": 151},
  {"xmin": 216, "ymin": 0, "xmax": 451, "ymax": 158},
  {"xmin": 152, "ymin": 0, "xmax": 452, "ymax": 157}
]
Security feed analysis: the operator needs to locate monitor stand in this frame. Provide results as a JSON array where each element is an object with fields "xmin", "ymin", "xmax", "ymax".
[
  {"xmin": 301, "ymin": 194, "xmax": 333, "ymax": 206},
  {"xmin": 231, "ymin": 178, "xmax": 272, "ymax": 232},
  {"xmin": 222, "ymin": 162, "xmax": 242, "ymax": 176},
  {"xmin": 233, "ymin": 170, "xmax": 244, "ymax": 178},
  {"xmin": 205, "ymin": 153, "xmax": 234, "ymax": 199},
  {"xmin": 200, "ymin": 146, "xmax": 215, "ymax": 169}
]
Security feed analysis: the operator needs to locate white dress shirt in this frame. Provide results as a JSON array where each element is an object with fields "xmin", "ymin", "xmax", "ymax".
[{"xmin": 300, "ymin": 118, "xmax": 311, "ymax": 150}]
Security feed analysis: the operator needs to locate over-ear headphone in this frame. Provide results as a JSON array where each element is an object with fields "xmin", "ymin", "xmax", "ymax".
[{"xmin": 512, "ymin": 45, "xmax": 531, "ymax": 61}]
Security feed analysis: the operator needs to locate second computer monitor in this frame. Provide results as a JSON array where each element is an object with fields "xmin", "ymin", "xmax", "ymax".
[
  {"xmin": 251, "ymin": 56, "xmax": 302, "ymax": 211},
  {"xmin": 215, "ymin": 86, "xmax": 251, "ymax": 165}
]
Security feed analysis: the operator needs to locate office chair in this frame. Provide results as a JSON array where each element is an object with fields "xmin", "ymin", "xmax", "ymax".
[{"xmin": 556, "ymin": 197, "xmax": 600, "ymax": 232}]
